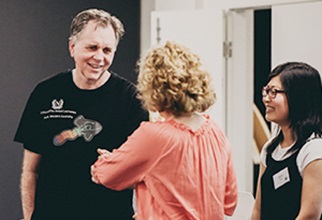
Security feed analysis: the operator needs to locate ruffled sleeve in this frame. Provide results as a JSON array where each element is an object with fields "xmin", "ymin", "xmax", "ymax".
[{"xmin": 91, "ymin": 122, "xmax": 168, "ymax": 190}]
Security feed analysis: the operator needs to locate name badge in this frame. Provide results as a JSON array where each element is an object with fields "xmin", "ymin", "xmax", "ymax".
[{"xmin": 273, "ymin": 167, "xmax": 290, "ymax": 190}]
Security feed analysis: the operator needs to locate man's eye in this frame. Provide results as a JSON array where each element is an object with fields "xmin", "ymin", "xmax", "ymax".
[
  {"xmin": 88, "ymin": 46, "xmax": 97, "ymax": 51},
  {"xmin": 103, "ymin": 48, "xmax": 111, "ymax": 54}
]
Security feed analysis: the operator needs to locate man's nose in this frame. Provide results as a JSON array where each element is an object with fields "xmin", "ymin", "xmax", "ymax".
[{"xmin": 93, "ymin": 50, "xmax": 104, "ymax": 60}]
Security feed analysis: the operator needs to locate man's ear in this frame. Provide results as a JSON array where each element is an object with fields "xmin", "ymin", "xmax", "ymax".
[{"xmin": 68, "ymin": 38, "xmax": 75, "ymax": 58}]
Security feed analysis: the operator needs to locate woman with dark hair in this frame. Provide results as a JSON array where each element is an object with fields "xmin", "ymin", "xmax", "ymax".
[{"xmin": 252, "ymin": 62, "xmax": 322, "ymax": 219}]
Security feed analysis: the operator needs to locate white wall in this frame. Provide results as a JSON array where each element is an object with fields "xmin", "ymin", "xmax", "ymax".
[
  {"xmin": 272, "ymin": 1, "xmax": 322, "ymax": 72},
  {"xmin": 142, "ymin": 0, "xmax": 318, "ymax": 52},
  {"xmin": 140, "ymin": 0, "xmax": 155, "ymax": 55},
  {"xmin": 155, "ymin": 0, "xmax": 196, "ymax": 10},
  {"xmin": 205, "ymin": 0, "xmax": 317, "ymax": 9},
  {"xmin": 141, "ymin": 0, "xmax": 202, "ymax": 54}
]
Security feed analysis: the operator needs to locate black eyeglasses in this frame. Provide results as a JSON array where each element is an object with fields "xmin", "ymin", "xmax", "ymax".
[{"xmin": 262, "ymin": 86, "xmax": 285, "ymax": 99}]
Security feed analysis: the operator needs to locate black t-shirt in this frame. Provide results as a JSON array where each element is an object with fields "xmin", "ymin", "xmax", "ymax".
[{"xmin": 14, "ymin": 70, "xmax": 149, "ymax": 220}]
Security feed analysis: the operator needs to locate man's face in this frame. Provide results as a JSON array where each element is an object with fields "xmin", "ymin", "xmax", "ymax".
[{"xmin": 69, "ymin": 20, "xmax": 117, "ymax": 87}]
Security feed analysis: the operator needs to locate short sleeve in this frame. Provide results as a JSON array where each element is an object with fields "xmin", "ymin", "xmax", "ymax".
[
  {"xmin": 297, "ymin": 138, "xmax": 322, "ymax": 175},
  {"xmin": 123, "ymin": 83, "xmax": 149, "ymax": 136},
  {"xmin": 14, "ymin": 85, "xmax": 45, "ymax": 154}
]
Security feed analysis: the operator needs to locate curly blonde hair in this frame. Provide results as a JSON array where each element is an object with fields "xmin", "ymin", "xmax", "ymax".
[{"xmin": 137, "ymin": 41, "xmax": 216, "ymax": 117}]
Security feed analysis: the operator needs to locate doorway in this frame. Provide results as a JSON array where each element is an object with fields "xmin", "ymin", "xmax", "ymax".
[{"xmin": 253, "ymin": 8, "xmax": 271, "ymax": 195}]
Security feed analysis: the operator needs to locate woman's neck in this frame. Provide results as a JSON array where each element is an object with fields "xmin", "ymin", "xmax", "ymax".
[
  {"xmin": 160, "ymin": 112, "xmax": 206, "ymax": 131},
  {"xmin": 280, "ymin": 126, "xmax": 295, "ymax": 148}
]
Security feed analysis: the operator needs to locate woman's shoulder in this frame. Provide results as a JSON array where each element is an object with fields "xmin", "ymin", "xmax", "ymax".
[
  {"xmin": 138, "ymin": 120, "xmax": 177, "ymax": 135},
  {"xmin": 300, "ymin": 136, "xmax": 322, "ymax": 155},
  {"xmin": 297, "ymin": 136, "xmax": 322, "ymax": 174},
  {"xmin": 130, "ymin": 121, "xmax": 186, "ymax": 149}
]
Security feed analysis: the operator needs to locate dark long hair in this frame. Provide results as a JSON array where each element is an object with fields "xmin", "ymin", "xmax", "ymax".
[{"xmin": 267, "ymin": 62, "xmax": 322, "ymax": 154}]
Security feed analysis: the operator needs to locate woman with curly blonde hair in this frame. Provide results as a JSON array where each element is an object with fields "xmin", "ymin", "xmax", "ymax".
[
  {"xmin": 91, "ymin": 41, "xmax": 238, "ymax": 220},
  {"xmin": 137, "ymin": 41, "xmax": 215, "ymax": 117}
]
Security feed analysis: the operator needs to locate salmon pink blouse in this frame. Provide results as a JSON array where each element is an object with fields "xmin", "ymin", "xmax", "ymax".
[{"xmin": 92, "ymin": 115, "xmax": 238, "ymax": 220}]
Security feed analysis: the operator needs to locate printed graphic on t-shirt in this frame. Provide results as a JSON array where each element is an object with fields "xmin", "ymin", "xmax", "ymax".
[
  {"xmin": 53, "ymin": 115, "xmax": 102, "ymax": 146},
  {"xmin": 52, "ymin": 99, "xmax": 64, "ymax": 110},
  {"xmin": 41, "ymin": 99, "xmax": 77, "ymax": 120}
]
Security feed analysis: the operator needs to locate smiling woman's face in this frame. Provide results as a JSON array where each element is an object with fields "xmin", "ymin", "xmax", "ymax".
[{"xmin": 262, "ymin": 75, "xmax": 290, "ymax": 127}]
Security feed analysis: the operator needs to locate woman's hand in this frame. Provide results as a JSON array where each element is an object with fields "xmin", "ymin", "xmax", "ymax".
[
  {"xmin": 97, "ymin": 148, "xmax": 112, "ymax": 158},
  {"xmin": 91, "ymin": 148, "xmax": 112, "ymax": 184}
]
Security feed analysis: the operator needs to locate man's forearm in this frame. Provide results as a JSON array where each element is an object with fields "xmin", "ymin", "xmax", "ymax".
[{"xmin": 21, "ymin": 171, "xmax": 38, "ymax": 220}]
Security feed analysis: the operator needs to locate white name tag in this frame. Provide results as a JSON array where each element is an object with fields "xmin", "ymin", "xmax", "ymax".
[{"xmin": 273, "ymin": 167, "xmax": 290, "ymax": 190}]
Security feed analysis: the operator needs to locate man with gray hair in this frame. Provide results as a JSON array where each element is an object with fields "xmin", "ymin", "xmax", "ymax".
[{"xmin": 14, "ymin": 8, "xmax": 148, "ymax": 220}]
